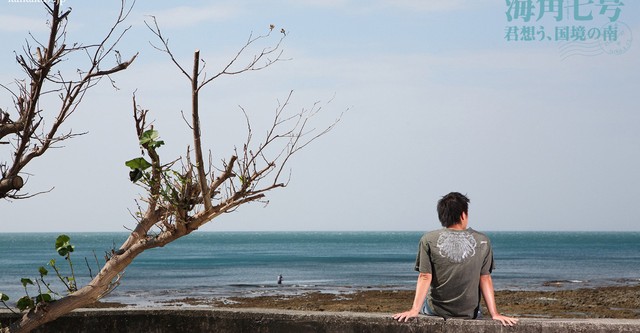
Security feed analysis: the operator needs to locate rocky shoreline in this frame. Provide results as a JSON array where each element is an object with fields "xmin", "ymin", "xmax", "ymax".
[{"xmin": 139, "ymin": 284, "xmax": 640, "ymax": 319}]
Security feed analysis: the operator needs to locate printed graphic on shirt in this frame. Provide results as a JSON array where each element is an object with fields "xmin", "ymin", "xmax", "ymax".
[{"xmin": 436, "ymin": 231, "xmax": 477, "ymax": 263}]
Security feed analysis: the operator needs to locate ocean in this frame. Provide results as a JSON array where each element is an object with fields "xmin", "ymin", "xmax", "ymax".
[{"xmin": 0, "ymin": 231, "xmax": 638, "ymax": 306}]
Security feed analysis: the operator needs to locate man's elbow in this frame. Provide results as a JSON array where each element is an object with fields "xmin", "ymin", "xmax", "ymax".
[
  {"xmin": 418, "ymin": 273, "xmax": 432, "ymax": 280},
  {"xmin": 479, "ymin": 274, "xmax": 493, "ymax": 286}
]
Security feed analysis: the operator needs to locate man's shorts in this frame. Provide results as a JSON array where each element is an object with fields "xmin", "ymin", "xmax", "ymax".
[{"xmin": 420, "ymin": 299, "xmax": 483, "ymax": 319}]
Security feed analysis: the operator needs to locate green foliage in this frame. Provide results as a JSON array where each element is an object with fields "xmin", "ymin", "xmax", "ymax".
[
  {"xmin": 20, "ymin": 278, "xmax": 33, "ymax": 288},
  {"xmin": 16, "ymin": 296, "xmax": 34, "ymax": 311},
  {"xmin": 126, "ymin": 157, "xmax": 151, "ymax": 182},
  {"xmin": 139, "ymin": 129, "xmax": 164, "ymax": 149},
  {"xmin": 3, "ymin": 235, "xmax": 83, "ymax": 312},
  {"xmin": 15, "ymin": 293, "xmax": 52, "ymax": 311},
  {"xmin": 35, "ymin": 293, "xmax": 52, "ymax": 303},
  {"xmin": 0, "ymin": 292, "xmax": 13, "ymax": 314},
  {"xmin": 55, "ymin": 234, "xmax": 75, "ymax": 257},
  {"xmin": 128, "ymin": 168, "xmax": 144, "ymax": 182},
  {"xmin": 124, "ymin": 129, "xmax": 169, "ymax": 185},
  {"xmin": 125, "ymin": 157, "xmax": 152, "ymax": 170},
  {"xmin": 51, "ymin": 235, "xmax": 78, "ymax": 292},
  {"xmin": 126, "ymin": 129, "xmax": 166, "ymax": 184}
]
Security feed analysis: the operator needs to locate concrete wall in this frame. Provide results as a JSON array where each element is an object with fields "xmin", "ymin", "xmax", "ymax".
[{"xmin": 1, "ymin": 308, "xmax": 639, "ymax": 333}]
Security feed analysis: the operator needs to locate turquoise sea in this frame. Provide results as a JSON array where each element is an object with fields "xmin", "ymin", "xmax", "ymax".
[{"xmin": 0, "ymin": 232, "xmax": 638, "ymax": 306}]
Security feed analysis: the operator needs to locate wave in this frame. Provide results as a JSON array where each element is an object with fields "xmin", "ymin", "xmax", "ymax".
[{"xmin": 542, "ymin": 280, "xmax": 585, "ymax": 287}]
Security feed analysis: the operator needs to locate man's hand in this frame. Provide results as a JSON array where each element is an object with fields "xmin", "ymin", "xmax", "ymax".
[
  {"xmin": 392, "ymin": 309, "xmax": 420, "ymax": 322},
  {"xmin": 393, "ymin": 273, "xmax": 431, "ymax": 322},
  {"xmin": 492, "ymin": 314, "xmax": 519, "ymax": 326},
  {"xmin": 480, "ymin": 274, "xmax": 519, "ymax": 326}
]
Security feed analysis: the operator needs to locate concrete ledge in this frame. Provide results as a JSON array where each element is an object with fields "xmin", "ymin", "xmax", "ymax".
[{"xmin": 1, "ymin": 307, "xmax": 639, "ymax": 333}]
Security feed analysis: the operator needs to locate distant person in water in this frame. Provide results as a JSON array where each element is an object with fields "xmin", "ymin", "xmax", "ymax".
[
  {"xmin": 277, "ymin": 274, "xmax": 283, "ymax": 285},
  {"xmin": 393, "ymin": 192, "xmax": 518, "ymax": 326}
]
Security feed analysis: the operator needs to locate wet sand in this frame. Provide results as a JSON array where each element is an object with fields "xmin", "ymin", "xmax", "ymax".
[{"xmin": 151, "ymin": 284, "xmax": 640, "ymax": 319}]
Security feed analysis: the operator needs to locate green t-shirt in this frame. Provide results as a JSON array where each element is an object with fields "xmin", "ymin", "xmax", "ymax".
[{"xmin": 414, "ymin": 228, "xmax": 494, "ymax": 319}]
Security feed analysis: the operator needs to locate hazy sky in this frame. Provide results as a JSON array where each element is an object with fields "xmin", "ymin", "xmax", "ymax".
[{"xmin": 1, "ymin": 0, "xmax": 638, "ymax": 232}]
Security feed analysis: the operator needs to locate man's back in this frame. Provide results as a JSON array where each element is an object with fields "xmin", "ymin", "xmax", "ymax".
[{"xmin": 415, "ymin": 228, "xmax": 494, "ymax": 318}]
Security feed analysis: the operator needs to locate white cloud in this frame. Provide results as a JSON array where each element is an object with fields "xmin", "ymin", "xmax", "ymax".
[
  {"xmin": 145, "ymin": 4, "xmax": 239, "ymax": 29},
  {"xmin": 0, "ymin": 14, "xmax": 47, "ymax": 32}
]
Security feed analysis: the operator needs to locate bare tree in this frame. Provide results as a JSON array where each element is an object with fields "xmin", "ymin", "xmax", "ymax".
[
  {"xmin": 0, "ymin": 0, "xmax": 137, "ymax": 200},
  {"xmin": 4, "ymin": 16, "xmax": 340, "ymax": 333}
]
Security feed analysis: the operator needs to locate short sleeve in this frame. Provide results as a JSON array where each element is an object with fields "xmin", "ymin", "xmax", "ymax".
[
  {"xmin": 480, "ymin": 239, "xmax": 494, "ymax": 275},
  {"xmin": 414, "ymin": 237, "xmax": 432, "ymax": 273}
]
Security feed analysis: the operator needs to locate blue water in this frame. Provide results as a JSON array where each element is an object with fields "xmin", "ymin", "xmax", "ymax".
[{"xmin": 0, "ymin": 231, "xmax": 638, "ymax": 306}]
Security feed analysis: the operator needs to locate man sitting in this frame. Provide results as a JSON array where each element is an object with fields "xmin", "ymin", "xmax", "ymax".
[{"xmin": 393, "ymin": 192, "xmax": 518, "ymax": 326}]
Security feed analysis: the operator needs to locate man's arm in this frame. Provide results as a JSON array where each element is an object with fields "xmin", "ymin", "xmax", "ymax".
[
  {"xmin": 479, "ymin": 274, "xmax": 519, "ymax": 326},
  {"xmin": 392, "ymin": 272, "xmax": 432, "ymax": 322}
]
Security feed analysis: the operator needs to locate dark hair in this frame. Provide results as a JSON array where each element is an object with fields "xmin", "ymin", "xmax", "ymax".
[{"xmin": 437, "ymin": 192, "xmax": 470, "ymax": 228}]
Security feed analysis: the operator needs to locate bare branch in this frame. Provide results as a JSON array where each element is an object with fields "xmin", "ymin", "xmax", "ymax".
[
  {"xmin": 190, "ymin": 50, "xmax": 211, "ymax": 211},
  {"xmin": 144, "ymin": 16, "xmax": 191, "ymax": 80},
  {"xmin": 198, "ymin": 30, "xmax": 288, "ymax": 89},
  {"xmin": 0, "ymin": 0, "xmax": 137, "ymax": 200}
]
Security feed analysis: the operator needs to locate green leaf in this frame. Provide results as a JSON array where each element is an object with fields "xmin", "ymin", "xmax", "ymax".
[
  {"xmin": 35, "ymin": 293, "xmax": 52, "ymax": 304},
  {"xmin": 139, "ymin": 130, "xmax": 165, "ymax": 149},
  {"xmin": 55, "ymin": 234, "xmax": 70, "ymax": 249},
  {"xmin": 153, "ymin": 140, "xmax": 165, "ymax": 148},
  {"xmin": 0, "ymin": 293, "xmax": 9, "ymax": 302},
  {"xmin": 139, "ymin": 129, "xmax": 159, "ymax": 145},
  {"xmin": 38, "ymin": 266, "xmax": 48, "ymax": 276},
  {"xmin": 20, "ymin": 278, "xmax": 33, "ymax": 287},
  {"xmin": 49, "ymin": 259, "xmax": 56, "ymax": 267},
  {"xmin": 125, "ymin": 157, "xmax": 152, "ymax": 171},
  {"xmin": 55, "ymin": 234, "xmax": 74, "ymax": 257},
  {"xmin": 16, "ymin": 296, "xmax": 34, "ymax": 311},
  {"xmin": 129, "ymin": 168, "xmax": 144, "ymax": 182}
]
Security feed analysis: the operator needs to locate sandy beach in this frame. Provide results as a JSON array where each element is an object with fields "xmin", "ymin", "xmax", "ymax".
[{"xmin": 126, "ymin": 284, "xmax": 640, "ymax": 319}]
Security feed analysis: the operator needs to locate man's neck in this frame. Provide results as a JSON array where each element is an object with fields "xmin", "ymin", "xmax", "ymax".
[{"xmin": 447, "ymin": 224, "xmax": 466, "ymax": 231}]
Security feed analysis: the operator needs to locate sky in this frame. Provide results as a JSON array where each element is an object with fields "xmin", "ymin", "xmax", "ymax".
[{"xmin": 0, "ymin": 0, "xmax": 638, "ymax": 232}]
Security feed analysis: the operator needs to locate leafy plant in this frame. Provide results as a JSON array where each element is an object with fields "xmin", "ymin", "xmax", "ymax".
[
  {"xmin": 0, "ymin": 234, "xmax": 82, "ymax": 313},
  {"xmin": 0, "ymin": 292, "xmax": 14, "ymax": 314},
  {"xmin": 15, "ymin": 297, "xmax": 34, "ymax": 312},
  {"xmin": 139, "ymin": 129, "xmax": 164, "ymax": 149},
  {"xmin": 125, "ymin": 129, "xmax": 164, "ymax": 183},
  {"xmin": 55, "ymin": 235, "xmax": 75, "ymax": 257}
]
